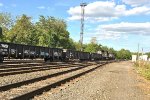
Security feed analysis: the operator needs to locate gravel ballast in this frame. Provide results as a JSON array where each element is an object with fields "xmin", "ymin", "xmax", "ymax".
[
  {"xmin": 0, "ymin": 63, "xmax": 100, "ymax": 99},
  {"xmin": 34, "ymin": 61, "xmax": 150, "ymax": 100},
  {"xmin": 0, "ymin": 63, "xmax": 85, "ymax": 87}
]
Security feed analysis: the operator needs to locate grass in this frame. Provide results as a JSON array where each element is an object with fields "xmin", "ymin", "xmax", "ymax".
[{"xmin": 134, "ymin": 60, "xmax": 150, "ymax": 80}]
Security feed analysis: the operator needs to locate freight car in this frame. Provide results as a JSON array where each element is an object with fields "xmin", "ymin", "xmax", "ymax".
[
  {"xmin": 90, "ymin": 53, "xmax": 102, "ymax": 60},
  {"xmin": 62, "ymin": 49, "xmax": 90, "ymax": 61},
  {"xmin": 108, "ymin": 53, "xmax": 115, "ymax": 60},
  {"xmin": 62, "ymin": 49, "xmax": 76, "ymax": 61},
  {"xmin": 101, "ymin": 50, "xmax": 109, "ymax": 60},
  {"xmin": 0, "ymin": 50, "xmax": 3, "ymax": 63},
  {"xmin": 0, "ymin": 42, "xmax": 63, "ymax": 62},
  {"xmin": 0, "ymin": 42, "xmax": 115, "ymax": 62}
]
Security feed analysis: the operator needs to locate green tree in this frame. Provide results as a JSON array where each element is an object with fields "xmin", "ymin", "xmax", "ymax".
[
  {"xmin": 35, "ymin": 16, "xmax": 71, "ymax": 48},
  {"xmin": 7, "ymin": 14, "xmax": 37, "ymax": 45},
  {"xmin": 35, "ymin": 16, "xmax": 53, "ymax": 46},
  {"xmin": 74, "ymin": 42, "xmax": 81, "ymax": 51},
  {"xmin": 84, "ymin": 43, "xmax": 101, "ymax": 53},
  {"xmin": 101, "ymin": 46, "xmax": 109, "ymax": 51},
  {"xmin": 107, "ymin": 48, "xmax": 117, "ymax": 56},
  {"xmin": 66, "ymin": 38, "xmax": 76, "ymax": 49},
  {"xmin": 84, "ymin": 38, "xmax": 101, "ymax": 53},
  {"xmin": 116, "ymin": 49, "xmax": 131, "ymax": 59},
  {"xmin": 146, "ymin": 52, "xmax": 150, "ymax": 58},
  {"xmin": 0, "ymin": 12, "xmax": 13, "ymax": 41}
]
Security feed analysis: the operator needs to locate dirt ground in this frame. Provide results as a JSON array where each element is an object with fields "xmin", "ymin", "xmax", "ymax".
[{"xmin": 35, "ymin": 61, "xmax": 150, "ymax": 100}]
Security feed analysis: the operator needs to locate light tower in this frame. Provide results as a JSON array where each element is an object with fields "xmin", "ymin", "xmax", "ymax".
[{"xmin": 80, "ymin": 2, "xmax": 87, "ymax": 51}]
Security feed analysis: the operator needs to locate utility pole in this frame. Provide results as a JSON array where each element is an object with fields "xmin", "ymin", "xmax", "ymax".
[
  {"xmin": 137, "ymin": 43, "xmax": 139, "ymax": 61},
  {"xmin": 142, "ymin": 48, "xmax": 143, "ymax": 60},
  {"xmin": 80, "ymin": 2, "xmax": 87, "ymax": 51}
]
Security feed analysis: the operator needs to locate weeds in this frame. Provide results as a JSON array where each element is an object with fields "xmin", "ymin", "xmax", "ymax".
[{"xmin": 134, "ymin": 61, "xmax": 150, "ymax": 80}]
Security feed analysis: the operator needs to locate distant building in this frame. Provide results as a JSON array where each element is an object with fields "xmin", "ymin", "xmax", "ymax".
[
  {"xmin": 132, "ymin": 55, "xmax": 137, "ymax": 62},
  {"xmin": 139, "ymin": 55, "xmax": 148, "ymax": 61}
]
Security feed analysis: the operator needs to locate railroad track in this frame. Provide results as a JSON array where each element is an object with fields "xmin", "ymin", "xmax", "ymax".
[
  {"xmin": 2, "ymin": 59, "xmax": 44, "ymax": 64},
  {"xmin": 0, "ymin": 63, "xmax": 86, "ymax": 72},
  {"xmin": 0, "ymin": 60, "xmax": 115, "ymax": 100},
  {"xmin": 0, "ymin": 64, "xmax": 91, "ymax": 77},
  {"xmin": 0, "ymin": 61, "xmax": 89, "ymax": 69},
  {"xmin": 0, "ymin": 61, "xmax": 68, "ymax": 68}
]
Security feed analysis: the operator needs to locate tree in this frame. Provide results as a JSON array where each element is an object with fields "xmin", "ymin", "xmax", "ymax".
[
  {"xmin": 0, "ymin": 12, "xmax": 13, "ymax": 41},
  {"xmin": 7, "ymin": 14, "xmax": 37, "ymax": 45},
  {"xmin": 35, "ymin": 16, "xmax": 53, "ymax": 46},
  {"xmin": 74, "ymin": 42, "xmax": 81, "ymax": 51},
  {"xmin": 66, "ymin": 38, "xmax": 76, "ymax": 49},
  {"xmin": 0, "ymin": 27, "xmax": 2, "ymax": 38},
  {"xmin": 146, "ymin": 52, "xmax": 150, "ymax": 58},
  {"xmin": 108, "ymin": 48, "xmax": 117, "ymax": 56},
  {"xmin": 116, "ymin": 49, "xmax": 131, "ymax": 59},
  {"xmin": 101, "ymin": 46, "xmax": 109, "ymax": 51},
  {"xmin": 84, "ymin": 38, "xmax": 101, "ymax": 53},
  {"xmin": 84, "ymin": 43, "xmax": 101, "ymax": 53},
  {"xmin": 35, "ymin": 16, "xmax": 71, "ymax": 48}
]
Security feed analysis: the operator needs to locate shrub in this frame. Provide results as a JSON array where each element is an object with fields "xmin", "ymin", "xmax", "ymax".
[{"xmin": 134, "ymin": 61, "xmax": 150, "ymax": 80}]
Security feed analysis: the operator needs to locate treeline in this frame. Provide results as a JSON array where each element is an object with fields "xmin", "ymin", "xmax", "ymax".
[
  {"xmin": 146, "ymin": 52, "xmax": 150, "ymax": 58},
  {"xmin": 0, "ymin": 12, "xmax": 131, "ymax": 59},
  {"xmin": 0, "ymin": 12, "xmax": 75, "ymax": 49}
]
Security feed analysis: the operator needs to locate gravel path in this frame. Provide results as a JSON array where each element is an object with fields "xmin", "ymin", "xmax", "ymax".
[{"xmin": 35, "ymin": 61, "xmax": 150, "ymax": 100}]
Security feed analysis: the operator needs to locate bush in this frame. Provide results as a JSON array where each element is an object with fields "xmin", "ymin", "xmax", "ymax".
[{"xmin": 134, "ymin": 61, "xmax": 150, "ymax": 80}]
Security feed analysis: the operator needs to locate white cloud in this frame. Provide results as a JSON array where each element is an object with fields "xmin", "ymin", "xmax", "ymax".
[
  {"xmin": 37, "ymin": 6, "xmax": 46, "ymax": 9},
  {"xmin": 122, "ymin": 0, "xmax": 150, "ymax": 7},
  {"xmin": 68, "ymin": 1, "xmax": 124, "ymax": 21},
  {"xmin": 85, "ymin": 31, "xmax": 121, "ymax": 40},
  {"xmin": 67, "ymin": 1, "xmax": 150, "ymax": 22},
  {"xmin": 125, "ymin": 6, "xmax": 150, "ymax": 15},
  {"xmin": 96, "ymin": 32, "xmax": 121, "ymax": 40},
  {"xmin": 0, "ymin": 3, "xmax": 3, "ymax": 7},
  {"xmin": 85, "ymin": 22, "xmax": 150, "ymax": 40},
  {"xmin": 98, "ymin": 22, "xmax": 150, "ymax": 35}
]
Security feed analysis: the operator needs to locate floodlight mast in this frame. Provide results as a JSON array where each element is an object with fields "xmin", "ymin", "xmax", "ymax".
[{"xmin": 80, "ymin": 3, "xmax": 87, "ymax": 51}]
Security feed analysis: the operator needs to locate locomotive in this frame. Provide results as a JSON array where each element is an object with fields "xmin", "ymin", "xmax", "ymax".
[{"xmin": 0, "ymin": 42, "xmax": 115, "ymax": 63}]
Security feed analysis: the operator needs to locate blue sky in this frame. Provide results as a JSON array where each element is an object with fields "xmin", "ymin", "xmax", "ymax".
[{"xmin": 0, "ymin": 0, "xmax": 150, "ymax": 52}]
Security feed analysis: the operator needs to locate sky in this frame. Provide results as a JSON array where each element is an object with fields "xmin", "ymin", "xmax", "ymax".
[{"xmin": 0, "ymin": 0, "xmax": 150, "ymax": 52}]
